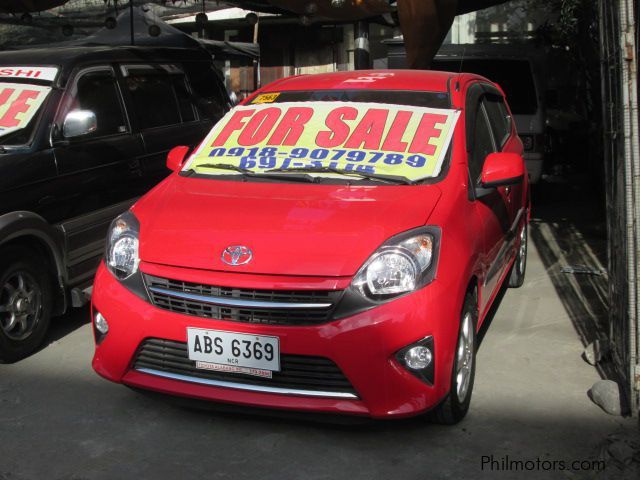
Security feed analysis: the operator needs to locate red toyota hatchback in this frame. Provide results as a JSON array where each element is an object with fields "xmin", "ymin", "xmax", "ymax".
[{"xmin": 91, "ymin": 70, "xmax": 529, "ymax": 423}]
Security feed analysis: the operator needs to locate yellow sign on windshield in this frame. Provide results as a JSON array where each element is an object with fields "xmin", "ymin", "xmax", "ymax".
[
  {"xmin": 185, "ymin": 101, "xmax": 460, "ymax": 182},
  {"xmin": 0, "ymin": 83, "xmax": 51, "ymax": 137},
  {"xmin": 252, "ymin": 93, "xmax": 280, "ymax": 104}
]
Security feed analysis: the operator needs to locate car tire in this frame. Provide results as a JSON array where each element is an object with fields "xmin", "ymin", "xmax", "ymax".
[
  {"xmin": 0, "ymin": 246, "xmax": 53, "ymax": 363},
  {"xmin": 428, "ymin": 290, "xmax": 478, "ymax": 425},
  {"xmin": 508, "ymin": 224, "xmax": 528, "ymax": 288}
]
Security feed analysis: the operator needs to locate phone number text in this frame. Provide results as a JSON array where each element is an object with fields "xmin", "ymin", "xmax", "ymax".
[{"xmin": 207, "ymin": 146, "xmax": 428, "ymax": 170}]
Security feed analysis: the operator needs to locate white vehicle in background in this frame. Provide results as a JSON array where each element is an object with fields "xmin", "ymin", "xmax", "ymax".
[{"xmin": 432, "ymin": 44, "xmax": 546, "ymax": 183}]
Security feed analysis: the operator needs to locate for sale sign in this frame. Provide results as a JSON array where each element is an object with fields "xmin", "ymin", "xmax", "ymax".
[
  {"xmin": 0, "ymin": 83, "xmax": 51, "ymax": 137},
  {"xmin": 185, "ymin": 101, "xmax": 460, "ymax": 182},
  {"xmin": 0, "ymin": 67, "xmax": 58, "ymax": 82}
]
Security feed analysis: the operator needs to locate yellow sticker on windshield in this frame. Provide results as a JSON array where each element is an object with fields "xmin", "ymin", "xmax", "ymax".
[
  {"xmin": 252, "ymin": 93, "xmax": 281, "ymax": 104},
  {"xmin": 0, "ymin": 83, "xmax": 51, "ymax": 137},
  {"xmin": 185, "ymin": 101, "xmax": 460, "ymax": 182}
]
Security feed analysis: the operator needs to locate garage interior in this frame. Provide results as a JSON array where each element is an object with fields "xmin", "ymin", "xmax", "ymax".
[{"xmin": 0, "ymin": 1, "xmax": 639, "ymax": 479}]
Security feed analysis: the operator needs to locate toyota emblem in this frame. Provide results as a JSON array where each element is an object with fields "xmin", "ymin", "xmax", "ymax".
[{"xmin": 221, "ymin": 245, "xmax": 253, "ymax": 266}]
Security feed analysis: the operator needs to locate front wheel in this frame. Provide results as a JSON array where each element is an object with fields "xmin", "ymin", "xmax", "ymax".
[
  {"xmin": 0, "ymin": 246, "xmax": 53, "ymax": 363},
  {"xmin": 428, "ymin": 291, "xmax": 478, "ymax": 424}
]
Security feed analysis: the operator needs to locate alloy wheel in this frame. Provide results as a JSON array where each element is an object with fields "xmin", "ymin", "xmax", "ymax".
[
  {"xmin": 518, "ymin": 226, "xmax": 527, "ymax": 273},
  {"xmin": 0, "ymin": 271, "xmax": 43, "ymax": 341},
  {"xmin": 455, "ymin": 311, "xmax": 474, "ymax": 403}
]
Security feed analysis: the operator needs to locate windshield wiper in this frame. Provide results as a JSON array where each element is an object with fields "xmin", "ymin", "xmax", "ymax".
[
  {"xmin": 188, "ymin": 163, "xmax": 316, "ymax": 183},
  {"xmin": 266, "ymin": 166, "xmax": 415, "ymax": 185},
  {"xmin": 192, "ymin": 163, "xmax": 257, "ymax": 176}
]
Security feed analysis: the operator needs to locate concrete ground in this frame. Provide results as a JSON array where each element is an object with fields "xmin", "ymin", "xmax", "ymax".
[{"xmin": 1, "ymin": 184, "xmax": 638, "ymax": 480}]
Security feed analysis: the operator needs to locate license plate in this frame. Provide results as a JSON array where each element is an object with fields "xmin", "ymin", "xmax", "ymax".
[{"xmin": 187, "ymin": 328, "xmax": 280, "ymax": 373}]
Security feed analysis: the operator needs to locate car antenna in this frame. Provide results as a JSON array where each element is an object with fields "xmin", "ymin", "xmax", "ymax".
[
  {"xmin": 453, "ymin": 45, "xmax": 467, "ymax": 91},
  {"xmin": 459, "ymin": 45, "xmax": 467, "ymax": 74}
]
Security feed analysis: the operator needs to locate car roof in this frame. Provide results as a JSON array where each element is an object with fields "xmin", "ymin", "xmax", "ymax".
[
  {"xmin": 263, "ymin": 70, "xmax": 457, "ymax": 93},
  {"xmin": 0, "ymin": 46, "xmax": 212, "ymax": 86},
  {"xmin": 0, "ymin": 45, "xmax": 212, "ymax": 67}
]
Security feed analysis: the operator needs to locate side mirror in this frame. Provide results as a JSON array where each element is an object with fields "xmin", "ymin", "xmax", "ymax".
[
  {"xmin": 166, "ymin": 145, "xmax": 190, "ymax": 172},
  {"xmin": 480, "ymin": 152, "xmax": 525, "ymax": 188},
  {"xmin": 63, "ymin": 110, "xmax": 97, "ymax": 138}
]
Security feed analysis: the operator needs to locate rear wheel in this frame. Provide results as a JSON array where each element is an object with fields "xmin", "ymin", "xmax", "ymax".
[
  {"xmin": 509, "ymin": 224, "xmax": 528, "ymax": 288},
  {"xmin": 0, "ymin": 246, "xmax": 53, "ymax": 363},
  {"xmin": 428, "ymin": 291, "xmax": 478, "ymax": 424}
]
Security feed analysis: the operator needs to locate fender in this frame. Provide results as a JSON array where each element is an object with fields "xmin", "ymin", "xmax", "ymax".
[{"xmin": 0, "ymin": 211, "xmax": 67, "ymax": 315}]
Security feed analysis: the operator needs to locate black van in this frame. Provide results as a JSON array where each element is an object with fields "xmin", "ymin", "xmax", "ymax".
[{"xmin": 0, "ymin": 46, "xmax": 230, "ymax": 361}]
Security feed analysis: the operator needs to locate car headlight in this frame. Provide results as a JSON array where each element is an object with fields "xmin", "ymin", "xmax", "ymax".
[
  {"xmin": 351, "ymin": 227, "xmax": 440, "ymax": 300},
  {"xmin": 106, "ymin": 211, "xmax": 140, "ymax": 280}
]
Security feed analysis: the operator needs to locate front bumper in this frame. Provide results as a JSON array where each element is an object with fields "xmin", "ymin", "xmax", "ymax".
[{"xmin": 91, "ymin": 261, "xmax": 462, "ymax": 419}]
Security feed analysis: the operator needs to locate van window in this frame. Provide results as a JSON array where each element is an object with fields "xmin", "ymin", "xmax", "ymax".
[
  {"xmin": 432, "ymin": 59, "xmax": 538, "ymax": 115},
  {"xmin": 183, "ymin": 63, "xmax": 228, "ymax": 122},
  {"xmin": 126, "ymin": 74, "xmax": 179, "ymax": 129},
  {"xmin": 125, "ymin": 72, "xmax": 196, "ymax": 129},
  {"xmin": 172, "ymin": 77, "xmax": 197, "ymax": 123},
  {"xmin": 74, "ymin": 70, "xmax": 127, "ymax": 137}
]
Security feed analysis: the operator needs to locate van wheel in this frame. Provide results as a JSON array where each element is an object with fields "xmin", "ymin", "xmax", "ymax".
[
  {"xmin": 509, "ymin": 224, "xmax": 528, "ymax": 288},
  {"xmin": 428, "ymin": 291, "xmax": 477, "ymax": 425},
  {"xmin": 0, "ymin": 247, "xmax": 53, "ymax": 363}
]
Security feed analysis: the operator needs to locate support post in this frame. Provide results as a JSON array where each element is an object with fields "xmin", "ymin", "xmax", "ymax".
[
  {"xmin": 253, "ymin": 18, "xmax": 261, "ymax": 90},
  {"xmin": 354, "ymin": 20, "xmax": 370, "ymax": 70},
  {"xmin": 618, "ymin": 0, "xmax": 640, "ymax": 416},
  {"xmin": 129, "ymin": 0, "xmax": 134, "ymax": 46}
]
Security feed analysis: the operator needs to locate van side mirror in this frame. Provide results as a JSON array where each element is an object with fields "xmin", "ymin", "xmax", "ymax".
[
  {"xmin": 167, "ymin": 145, "xmax": 190, "ymax": 172},
  {"xmin": 63, "ymin": 110, "xmax": 97, "ymax": 138},
  {"xmin": 480, "ymin": 152, "xmax": 525, "ymax": 188}
]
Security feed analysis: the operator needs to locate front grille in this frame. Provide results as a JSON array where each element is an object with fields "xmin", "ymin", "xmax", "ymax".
[
  {"xmin": 133, "ymin": 338, "xmax": 358, "ymax": 398},
  {"xmin": 144, "ymin": 274, "xmax": 343, "ymax": 326}
]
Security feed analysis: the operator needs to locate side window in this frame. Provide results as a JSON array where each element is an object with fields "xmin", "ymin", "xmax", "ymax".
[
  {"xmin": 72, "ymin": 69, "xmax": 127, "ymax": 137},
  {"xmin": 183, "ymin": 63, "xmax": 229, "ymax": 122},
  {"xmin": 483, "ymin": 94, "xmax": 511, "ymax": 149},
  {"xmin": 123, "ymin": 66, "xmax": 197, "ymax": 130},
  {"xmin": 469, "ymin": 103, "xmax": 497, "ymax": 184},
  {"xmin": 172, "ymin": 76, "xmax": 196, "ymax": 123},
  {"xmin": 126, "ymin": 74, "xmax": 181, "ymax": 129}
]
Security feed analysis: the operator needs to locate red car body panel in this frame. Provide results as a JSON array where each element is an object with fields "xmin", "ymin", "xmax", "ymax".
[
  {"xmin": 247, "ymin": 70, "xmax": 454, "ymax": 95},
  {"xmin": 92, "ymin": 70, "xmax": 529, "ymax": 419},
  {"xmin": 93, "ymin": 257, "xmax": 478, "ymax": 418},
  {"xmin": 134, "ymin": 178, "xmax": 442, "ymax": 277}
]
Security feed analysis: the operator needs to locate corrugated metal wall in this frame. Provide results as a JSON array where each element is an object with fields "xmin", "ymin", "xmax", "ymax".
[{"xmin": 599, "ymin": 0, "xmax": 639, "ymax": 414}]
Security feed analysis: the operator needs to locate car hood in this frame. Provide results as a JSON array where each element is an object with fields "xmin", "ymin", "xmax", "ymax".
[{"xmin": 134, "ymin": 175, "xmax": 442, "ymax": 277}]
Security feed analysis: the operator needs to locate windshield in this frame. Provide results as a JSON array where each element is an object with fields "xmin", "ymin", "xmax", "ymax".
[
  {"xmin": 261, "ymin": 89, "xmax": 450, "ymax": 108},
  {"xmin": 0, "ymin": 81, "xmax": 52, "ymax": 146},
  {"xmin": 183, "ymin": 90, "xmax": 459, "ymax": 184}
]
